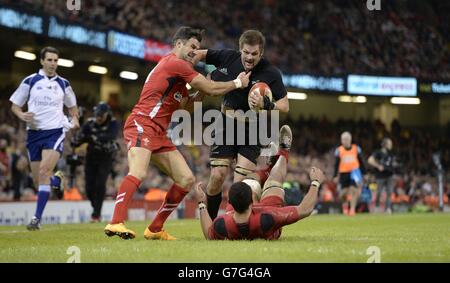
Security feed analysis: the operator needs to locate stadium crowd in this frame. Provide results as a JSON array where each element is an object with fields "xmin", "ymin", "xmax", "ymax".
[
  {"xmin": 1, "ymin": 95, "xmax": 449, "ymax": 212},
  {"xmin": 1, "ymin": 0, "xmax": 449, "ymax": 80}
]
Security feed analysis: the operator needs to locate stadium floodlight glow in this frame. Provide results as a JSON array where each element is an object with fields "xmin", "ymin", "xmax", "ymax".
[
  {"xmin": 119, "ymin": 71, "xmax": 138, "ymax": 80},
  {"xmin": 14, "ymin": 50, "xmax": 36, "ymax": 61},
  {"xmin": 338, "ymin": 95, "xmax": 352, "ymax": 103},
  {"xmin": 354, "ymin": 96, "xmax": 367, "ymax": 103},
  {"xmin": 338, "ymin": 95, "xmax": 367, "ymax": 103},
  {"xmin": 287, "ymin": 92, "xmax": 307, "ymax": 100},
  {"xmin": 390, "ymin": 97, "xmax": 421, "ymax": 105},
  {"xmin": 88, "ymin": 65, "xmax": 108, "ymax": 75},
  {"xmin": 57, "ymin": 58, "xmax": 74, "ymax": 68}
]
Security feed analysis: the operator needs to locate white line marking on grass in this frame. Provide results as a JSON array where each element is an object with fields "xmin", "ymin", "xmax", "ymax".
[{"xmin": 0, "ymin": 228, "xmax": 59, "ymax": 234}]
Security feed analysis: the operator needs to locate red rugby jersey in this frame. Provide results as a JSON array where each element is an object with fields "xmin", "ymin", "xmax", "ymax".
[
  {"xmin": 208, "ymin": 204, "xmax": 300, "ymax": 240},
  {"xmin": 132, "ymin": 53, "xmax": 198, "ymax": 131}
]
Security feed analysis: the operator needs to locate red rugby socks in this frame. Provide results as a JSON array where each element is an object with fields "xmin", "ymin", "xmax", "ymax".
[
  {"xmin": 110, "ymin": 175, "xmax": 141, "ymax": 224},
  {"xmin": 149, "ymin": 183, "xmax": 189, "ymax": 232}
]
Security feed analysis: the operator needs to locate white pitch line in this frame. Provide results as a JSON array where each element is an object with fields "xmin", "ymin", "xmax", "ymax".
[{"xmin": 0, "ymin": 228, "xmax": 59, "ymax": 234}]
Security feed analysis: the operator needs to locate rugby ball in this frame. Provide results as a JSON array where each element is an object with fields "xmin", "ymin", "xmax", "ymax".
[{"xmin": 248, "ymin": 82, "xmax": 272, "ymax": 112}]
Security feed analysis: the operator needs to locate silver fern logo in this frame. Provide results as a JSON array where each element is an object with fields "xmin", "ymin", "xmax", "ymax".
[
  {"xmin": 66, "ymin": 0, "xmax": 81, "ymax": 11},
  {"xmin": 366, "ymin": 0, "xmax": 381, "ymax": 11}
]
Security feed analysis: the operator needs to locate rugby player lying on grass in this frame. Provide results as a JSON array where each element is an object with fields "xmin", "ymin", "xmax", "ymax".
[{"xmin": 193, "ymin": 125, "xmax": 325, "ymax": 240}]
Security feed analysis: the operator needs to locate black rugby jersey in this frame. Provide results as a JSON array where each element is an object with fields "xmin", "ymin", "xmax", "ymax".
[{"xmin": 206, "ymin": 49, "xmax": 287, "ymax": 111}]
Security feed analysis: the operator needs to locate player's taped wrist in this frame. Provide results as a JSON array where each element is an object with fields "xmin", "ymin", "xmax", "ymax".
[
  {"xmin": 311, "ymin": 180, "xmax": 321, "ymax": 188},
  {"xmin": 263, "ymin": 95, "xmax": 275, "ymax": 110},
  {"xmin": 198, "ymin": 202, "xmax": 206, "ymax": 210},
  {"xmin": 233, "ymin": 78, "xmax": 242, "ymax": 89}
]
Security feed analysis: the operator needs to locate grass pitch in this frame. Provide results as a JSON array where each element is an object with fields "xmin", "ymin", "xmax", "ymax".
[{"xmin": 1, "ymin": 213, "xmax": 449, "ymax": 263}]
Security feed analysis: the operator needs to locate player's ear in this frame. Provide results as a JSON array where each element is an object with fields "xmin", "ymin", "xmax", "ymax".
[
  {"xmin": 176, "ymin": 39, "xmax": 186, "ymax": 48},
  {"xmin": 174, "ymin": 39, "xmax": 181, "ymax": 49}
]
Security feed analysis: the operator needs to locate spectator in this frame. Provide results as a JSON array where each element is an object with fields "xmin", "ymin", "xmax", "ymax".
[
  {"xmin": 368, "ymin": 137, "xmax": 396, "ymax": 214},
  {"xmin": 0, "ymin": 0, "xmax": 448, "ymax": 80}
]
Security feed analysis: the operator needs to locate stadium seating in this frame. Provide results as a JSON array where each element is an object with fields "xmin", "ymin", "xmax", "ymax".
[{"xmin": 1, "ymin": 0, "xmax": 448, "ymax": 79}]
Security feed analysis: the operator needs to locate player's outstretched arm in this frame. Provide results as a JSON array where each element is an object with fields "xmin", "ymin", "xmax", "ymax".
[
  {"xmin": 189, "ymin": 71, "xmax": 251, "ymax": 97},
  {"xmin": 193, "ymin": 182, "xmax": 213, "ymax": 239},
  {"xmin": 296, "ymin": 167, "xmax": 325, "ymax": 219}
]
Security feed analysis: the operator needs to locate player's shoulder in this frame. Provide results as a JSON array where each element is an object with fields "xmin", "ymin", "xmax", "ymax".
[
  {"xmin": 212, "ymin": 215, "xmax": 229, "ymax": 237},
  {"xmin": 164, "ymin": 53, "xmax": 193, "ymax": 68},
  {"xmin": 57, "ymin": 74, "xmax": 70, "ymax": 84},
  {"xmin": 23, "ymin": 72, "xmax": 38, "ymax": 80},
  {"xmin": 207, "ymin": 49, "xmax": 240, "ymax": 66},
  {"xmin": 259, "ymin": 212, "xmax": 276, "ymax": 233},
  {"xmin": 372, "ymin": 148, "xmax": 381, "ymax": 157},
  {"xmin": 210, "ymin": 48, "xmax": 240, "ymax": 57},
  {"xmin": 22, "ymin": 72, "xmax": 42, "ymax": 85},
  {"xmin": 55, "ymin": 75, "xmax": 71, "ymax": 89},
  {"xmin": 109, "ymin": 118, "xmax": 119, "ymax": 126},
  {"xmin": 165, "ymin": 53, "xmax": 185, "ymax": 64},
  {"xmin": 259, "ymin": 59, "xmax": 283, "ymax": 77}
]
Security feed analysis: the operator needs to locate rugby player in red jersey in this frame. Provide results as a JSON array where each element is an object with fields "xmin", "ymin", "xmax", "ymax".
[
  {"xmin": 104, "ymin": 26, "xmax": 251, "ymax": 240},
  {"xmin": 194, "ymin": 125, "xmax": 326, "ymax": 240}
]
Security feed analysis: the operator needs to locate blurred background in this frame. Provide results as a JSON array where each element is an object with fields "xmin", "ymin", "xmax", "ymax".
[{"xmin": 0, "ymin": 0, "xmax": 449, "ymax": 216}]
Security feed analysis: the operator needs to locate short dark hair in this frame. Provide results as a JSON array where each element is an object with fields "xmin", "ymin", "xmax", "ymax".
[
  {"xmin": 172, "ymin": 26, "xmax": 203, "ymax": 46},
  {"xmin": 228, "ymin": 182, "xmax": 253, "ymax": 213},
  {"xmin": 40, "ymin": 46, "xmax": 59, "ymax": 60},
  {"xmin": 381, "ymin": 137, "xmax": 391, "ymax": 147},
  {"xmin": 239, "ymin": 30, "xmax": 265, "ymax": 52}
]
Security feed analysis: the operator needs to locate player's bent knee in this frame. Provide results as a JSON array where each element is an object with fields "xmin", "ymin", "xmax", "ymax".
[
  {"xmin": 261, "ymin": 180, "xmax": 284, "ymax": 198},
  {"xmin": 263, "ymin": 180, "xmax": 283, "ymax": 193},
  {"xmin": 38, "ymin": 166, "xmax": 52, "ymax": 178},
  {"xmin": 210, "ymin": 167, "xmax": 227, "ymax": 184},
  {"xmin": 178, "ymin": 174, "xmax": 195, "ymax": 189},
  {"xmin": 128, "ymin": 170, "xmax": 147, "ymax": 181},
  {"xmin": 207, "ymin": 170, "xmax": 226, "ymax": 194},
  {"xmin": 234, "ymin": 166, "xmax": 254, "ymax": 178}
]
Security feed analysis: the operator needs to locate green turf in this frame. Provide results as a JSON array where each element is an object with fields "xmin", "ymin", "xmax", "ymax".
[{"xmin": 1, "ymin": 213, "xmax": 449, "ymax": 263}]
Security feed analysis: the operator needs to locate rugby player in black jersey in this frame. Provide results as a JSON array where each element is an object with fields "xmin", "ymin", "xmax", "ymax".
[{"xmin": 193, "ymin": 30, "xmax": 289, "ymax": 220}]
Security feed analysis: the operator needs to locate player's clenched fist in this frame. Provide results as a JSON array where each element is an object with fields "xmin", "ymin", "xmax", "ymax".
[
  {"xmin": 236, "ymin": 71, "xmax": 251, "ymax": 88},
  {"xmin": 309, "ymin": 167, "xmax": 325, "ymax": 184},
  {"xmin": 20, "ymin": 112, "xmax": 34, "ymax": 123},
  {"xmin": 194, "ymin": 182, "xmax": 207, "ymax": 203}
]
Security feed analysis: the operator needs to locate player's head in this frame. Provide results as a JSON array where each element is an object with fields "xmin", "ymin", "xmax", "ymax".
[
  {"xmin": 40, "ymin": 46, "xmax": 59, "ymax": 76},
  {"xmin": 0, "ymin": 138, "xmax": 7, "ymax": 150},
  {"xmin": 341, "ymin": 131, "xmax": 352, "ymax": 148},
  {"xmin": 239, "ymin": 30, "xmax": 265, "ymax": 71},
  {"xmin": 228, "ymin": 182, "xmax": 253, "ymax": 213},
  {"xmin": 172, "ymin": 26, "xmax": 203, "ymax": 64},
  {"xmin": 381, "ymin": 137, "xmax": 392, "ymax": 151},
  {"xmin": 93, "ymin": 102, "xmax": 111, "ymax": 124}
]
